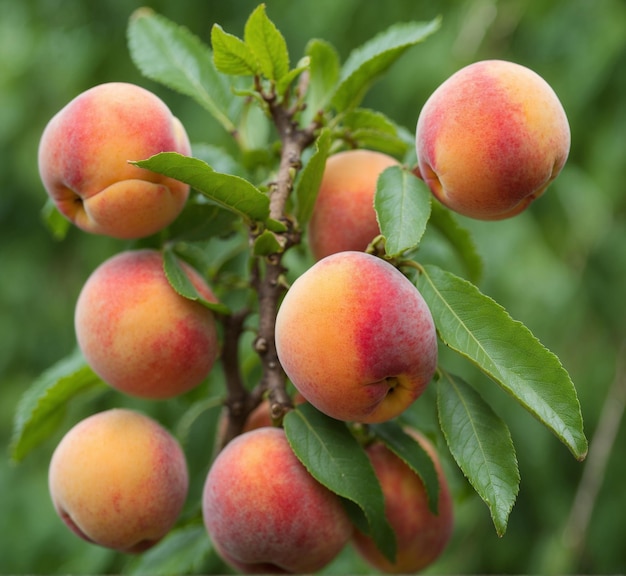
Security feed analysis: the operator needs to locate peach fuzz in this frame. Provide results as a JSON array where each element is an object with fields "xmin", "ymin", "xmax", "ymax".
[
  {"xmin": 38, "ymin": 82, "xmax": 191, "ymax": 239},
  {"xmin": 202, "ymin": 427, "xmax": 352, "ymax": 574},
  {"xmin": 308, "ymin": 149, "xmax": 399, "ymax": 260},
  {"xmin": 416, "ymin": 59, "xmax": 570, "ymax": 220},
  {"xmin": 353, "ymin": 430, "xmax": 453, "ymax": 573},
  {"xmin": 48, "ymin": 408, "xmax": 188, "ymax": 553},
  {"xmin": 75, "ymin": 249, "xmax": 219, "ymax": 399},
  {"xmin": 275, "ymin": 251, "xmax": 437, "ymax": 424}
]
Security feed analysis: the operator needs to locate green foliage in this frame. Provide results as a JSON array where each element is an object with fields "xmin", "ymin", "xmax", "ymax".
[
  {"xmin": 370, "ymin": 420, "xmax": 440, "ymax": 513},
  {"xmin": 11, "ymin": 350, "xmax": 107, "ymax": 463},
  {"xmin": 340, "ymin": 108, "xmax": 411, "ymax": 157},
  {"xmin": 416, "ymin": 265, "xmax": 587, "ymax": 461},
  {"xmin": 330, "ymin": 18, "xmax": 441, "ymax": 113},
  {"xmin": 302, "ymin": 39, "xmax": 339, "ymax": 122},
  {"xmin": 128, "ymin": 8, "xmax": 237, "ymax": 134},
  {"xmin": 41, "ymin": 198, "xmax": 71, "ymax": 241},
  {"xmin": 7, "ymin": 0, "xmax": 624, "ymax": 574},
  {"xmin": 162, "ymin": 246, "xmax": 230, "ymax": 314},
  {"xmin": 284, "ymin": 404, "xmax": 396, "ymax": 563},
  {"xmin": 426, "ymin": 202, "xmax": 484, "ymax": 283},
  {"xmin": 123, "ymin": 524, "xmax": 212, "ymax": 576},
  {"xmin": 374, "ymin": 165, "xmax": 431, "ymax": 256},
  {"xmin": 294, "ymin": 127, "xmax": 331, "ymax": 225},
  {"xmin": 241, "ymin": 4, "xmax": 289, "ymax": 81},
  {"xmin": 133, "ymin": 153, "xmax": 270, "ymax": 225},
  {"xmin": 437, "ymin": 372, "xmax": 519, "ymax": 537}
]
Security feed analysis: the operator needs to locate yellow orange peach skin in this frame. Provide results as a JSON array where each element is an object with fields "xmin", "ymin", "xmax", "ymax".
[
  {"xmin": 308, "ymin": 149, "xmax": 399, "ymax": 260},
  {"xmin": 416, "ymin": 60, "xmax": 570, "ymax": 220},
  {"xmin": 275, "ymin": 251, "xmax": 437, "ymax": 424},
  {"xmin": 202, "ymin": 427, "xmax": 353, "ymax": 573},
  {"xmin": 38, "ymin": 82, "xmax": 191, "ymax": 239},
  {"xmin": 353, "ymin": 430, "xmax": 454, "ymax": 573},
  {"xmin": 48, "ymin": 409, "xmax": 189, "ymax": 553},
  {"xmin": 74, "ymin": 249, "xmax": 219, "ymax": 399}
]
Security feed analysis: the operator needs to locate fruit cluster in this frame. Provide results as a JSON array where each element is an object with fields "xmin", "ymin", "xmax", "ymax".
[
  {"xmin": 38, "ymin": 50, "xmax": 570, "ymax": 574},
  {"xmin": 41, "ymin": 82, "xmax": 219, "ymax": 555}
]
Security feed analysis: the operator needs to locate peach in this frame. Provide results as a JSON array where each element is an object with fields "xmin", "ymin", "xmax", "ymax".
[
  {"xmin": 38, "ymin": 82, "xmax": 191, "ymax": 239},
  {"xmin": 308, "ymin": 149, "xmax": 399, "ymax": 260},
  {"xmin": 74, "ymin": 249, "xmax": 219, "ymax": 399},
  {"xmin": 202, "ymin": 427, "xmax": 352, "ymax": 573},
  {"xmin": 48, "ymin": 408, "xmax": 188, "ymax": 553},
  {"xmin": 275, "ymin": 251, "xmax": 437, "ymax": 424},
  {"xmin": 353, "ymin": 430, "xmax": 453, "ymax": 573},
  {"xmin": 415, "ymin": 59, "xmax": 570, "ymax": 220}
]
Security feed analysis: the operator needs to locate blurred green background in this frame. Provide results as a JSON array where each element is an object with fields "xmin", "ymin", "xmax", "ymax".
[{"xmin": 1, "ymin": 0, "xmax": 625, "ymax": 573}]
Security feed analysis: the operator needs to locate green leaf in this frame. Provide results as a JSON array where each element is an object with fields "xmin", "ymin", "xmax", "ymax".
[
  {"xmin": 342, "ymin": 108, "xmax": 410, "ymax": 157},
  {"xmin": 331, "ymin": 17, "xmax": 441, "ymax": 112},
  {"xmin": 416, "ymin": 265, "xmax": 588, "ymax": 460},
  {"xmin": 162, "ymin": 245, "xmax": 230, "ymax": 315},
  {"xmin": 125, "ymin": 524, "xmax": 211, "ymax": 576},
  {"xmin": 428, "ymin": 202, "xmax": 483, "ymax": 283},
  {"xmin": 253, "ymin": 230, "xmax": 282, "ymax": 256},
  {"xmin": 276, "ymin": 56, "xmax": 310, "ymax": 96},
  {"xmin": 211, "ymin": 24, "xmax": 259, "ymax": 76},
  {"xmin": 295, "ymin": 128, "xmax": 332, "ymax": 226},
  {"xmin": 191, "ymin": 143, "xmax": 246, "ymax": 177},
  {"xmin": 370, "ymin": 420, "xmax": 440, "ymax": 514},
  {"xmin": 236, "ymin": 98, "xmax": 272, "ymax": 153},
  {"xmin": 437, "ymin": 372, "xmax": 520, "ymax": 536},
  {"xmin": 265, "ymin": 217, "xmax": 288, "ymax": 233},
  {"xmin": 127, "ymin": 8, "xmax": 237, "ymax": 134},
  {"xmin": 10, "ymin": 350, "xmax": 108, "ymax": 462},
  {"xmin": 303, "ymin": 39, "xmax": 340, "ymax": 122},
  {"xmin": 40, "ymin": 199, "xmax": 70, "ymax": 241},
  {"xmin": 175, "ymin": 396, "xmax": 224, "ymax": 448},
  {"xmin": 243, "ymin": 4, "xmax": 290, "ymax": 81},
  {"xmin": 167, "ymin": 197, "xmax": 239, "ymax": 242},
  {"xmin": 132, "ymin": 152, "xmax": 270, "ymax": 224},
  {"xmin": 375, "ymin": 166, "xmax": 431, "ymax": 257},
  {"xmin": 283, "ymin": 403, "xmax": 396, "ymax": 564}
]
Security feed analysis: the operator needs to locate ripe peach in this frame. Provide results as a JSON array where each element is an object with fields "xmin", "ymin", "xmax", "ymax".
[
  {"xmin": 38, "ymin": 82, "xmax": 191, "ymax": 239},
  {"xmin": 275, "ymin": 251, "xmax": 437, "ymax": 424},
  {"xmin": 353, "ymin": 430, "xmax": 453, "ymax": 573},
  {"xmin": 416, "ymin": 59, "xmax": 570, "ymax": 220},
  {"xmin": 74, "ymin": 249, "xmax": 219, "ymax": 399},
  {"xmin": 308, "ymin": 149, "xmax": 399, "ymax": 260},
  {"xmin": 202, "ymin": 427, "xmax": 352, "ymax": 573},
  {"xmin": 48, "ymin": 408, "xmax": 189, "ymax": 553}
]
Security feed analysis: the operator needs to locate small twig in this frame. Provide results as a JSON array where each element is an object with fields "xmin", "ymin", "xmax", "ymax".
[
  {"xmin": 217, "ymin": 308, "xmax": 256, "ymax": 449},
  {"xmin": 562, "ymin": 340, "xmax": 626, "ymax": 558}
]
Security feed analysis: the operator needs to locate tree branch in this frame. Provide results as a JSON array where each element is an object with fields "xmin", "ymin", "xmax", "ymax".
[
  {"xmin": 220, "ymin": 80, "xmax": 318, "ymax": 443},
  {"xmin": 251, "ymin": 87, "xmax": 317, "ymax": 422},
  {"xmin": 217, "ymin": 308, "xmax": 257, "ymax": 449}
]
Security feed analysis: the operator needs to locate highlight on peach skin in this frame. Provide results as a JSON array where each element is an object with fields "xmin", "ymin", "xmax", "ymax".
[
  {"xmin": 202, "ymin": 427, "xmax": 353, "ymax": 574},
  {"xmin": 74, "ymin": 249, "xmax": 220, "ymax": 399},
  {"xmin": 308, "ymin": 149, "xmax": 399, "ymax": 260},
  {"xmin": 38, "ymin": 82, "xmax": 191, "ymax": 239},
  {"xmin": 353, "ymin": 430, "xmax": 454, "ymax": 573},
  {"xmin": 275, "ymin": 251, "xmax": 437, "ymax": 424},
  {"xmin": 415, "ymin": 59, "xmax": 570, "ymax": 220},
  {"xmin": 48, "ymin": 408, "xmax": 189, "ymax": 554}
]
